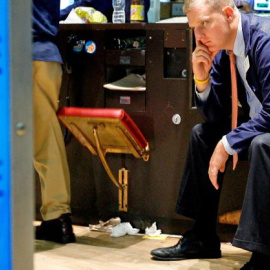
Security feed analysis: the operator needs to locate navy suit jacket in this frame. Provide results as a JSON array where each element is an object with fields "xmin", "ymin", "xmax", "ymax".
[{"xmin": 196, "ymin": 13, "xmax": 270, "ymax": 153}]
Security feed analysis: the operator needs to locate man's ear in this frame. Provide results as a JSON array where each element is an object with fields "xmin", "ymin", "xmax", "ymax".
[{"xmin": 223, "ymin": 6, "xmax": 234, "ymax": 21}]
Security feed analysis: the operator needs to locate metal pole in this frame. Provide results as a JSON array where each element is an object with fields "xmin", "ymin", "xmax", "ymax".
[
  {"xmin": 0, "ymin": 0, "xmax": 12, "ymax": 268},
  {"xmin": 0, "ymin": 0, "xmax": 33, "ymax": 269}
]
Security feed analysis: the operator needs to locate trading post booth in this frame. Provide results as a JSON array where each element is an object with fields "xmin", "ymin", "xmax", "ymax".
[{"xmin": 35, "ymin": 22, "xmax": 249, "ymax": 240}]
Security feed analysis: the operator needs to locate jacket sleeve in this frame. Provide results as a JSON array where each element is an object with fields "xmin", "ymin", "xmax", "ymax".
[{"xmin": 195, "ymin": 50, "xmax": 232, "ymax": 124}]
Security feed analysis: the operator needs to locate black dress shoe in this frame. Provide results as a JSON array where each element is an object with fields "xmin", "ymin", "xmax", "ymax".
[
  {"xmin": 150, "ymin": 230, "xmax": 221, "ymax": 261},
  {"xmin": 35, "ymin": 214, "xmax": 76, "ymax": 244},
  {"xmin": 240, "ymin": 253, "xmax": 270, "ymax": 270}
]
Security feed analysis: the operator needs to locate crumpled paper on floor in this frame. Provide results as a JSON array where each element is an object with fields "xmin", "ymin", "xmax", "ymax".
[
  {"xmin": 145, "ymin": 222, "xmax": 162, "ymax": 237},
  {"xmin": 110, "ymin": 222, "xmax": 140, "ymax": 237},
  {"xmin": 143, "ymin": 222, "xmax": 167, "ymax": 240},
  {"xmin": 89, "ymin": 217, "xmax": 121, "ymax": 233}
]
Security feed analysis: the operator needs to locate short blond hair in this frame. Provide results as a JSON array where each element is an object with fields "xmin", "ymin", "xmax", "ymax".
[{"xmin": 183, "ymin": 0, "xmax": 236, "ymax": 14}]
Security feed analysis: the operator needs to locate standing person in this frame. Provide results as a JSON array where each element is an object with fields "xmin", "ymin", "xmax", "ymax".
[
  {"xmin": 150, "ymin": 0, "xmax": 270, "ymax": 269},
  {"xmin": 33, "ymin": 0, "xmax": 75, "ymax": 244}
]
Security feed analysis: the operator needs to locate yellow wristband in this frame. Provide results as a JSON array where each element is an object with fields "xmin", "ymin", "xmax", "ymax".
[{"xmin": 193, "ymin": 75, "xmax": 210, "ymax": 84}]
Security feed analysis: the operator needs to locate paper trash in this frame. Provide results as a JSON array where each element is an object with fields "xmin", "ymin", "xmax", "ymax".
[
  {"xmin": 145, "ymin": 222, "xmax": 162, "ymax": 236},
  {"xmin": 61, "ymin": 7, "xmax": 107, "ymax": 24},
  {"xmin": 89, "ymin": 217, "xmax": 121, "ymax": 233},
  {"xmin": 110, "ymin": 222, "xmax": 140, "ymax": 237}
]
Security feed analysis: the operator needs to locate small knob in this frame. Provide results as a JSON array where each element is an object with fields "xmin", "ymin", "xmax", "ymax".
[
  {"xmin": 172, "ymin": 114, "xmax": 181, "ymax": 125},
  {"xmin": 181, "ymin": 69, "xmax": 187, "ymax": 78},
  {"xmin": 15, "ymin": 122, "xmax": 26, "ymax": 136}
]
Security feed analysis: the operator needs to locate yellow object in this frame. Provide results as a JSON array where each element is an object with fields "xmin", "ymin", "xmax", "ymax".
[
  {"xmin": 75, "ymin": 7, "xmax": 107, "ymax": 23},
  {"xmin": 193, "ymin": 74, "xmax": 210, "ymax": 84},
  {"xmin": 142, "ymin": 235, "xmax": 168, "ymax": 240},
  {"xmin": 118, "ymin": 168, "xmax": 129, "ymax": 212},
  {"xmin": 218, "ymin": 210, "xmax": 241, "ymax": 225},
  {"xmin": 130, "ymin": 5, "xmax": 145, "ymax": 21}
]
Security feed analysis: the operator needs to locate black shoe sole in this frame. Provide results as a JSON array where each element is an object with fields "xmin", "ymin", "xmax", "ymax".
[
  {"xmin": 151, "ymin": 251, "xmax": 222, "ymax": 261},
  {"xmin": 36, "ymin": 233, "xmax": 76, "ymax": 244}
]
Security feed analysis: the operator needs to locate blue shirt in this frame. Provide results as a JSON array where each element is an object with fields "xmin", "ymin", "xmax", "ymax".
[{"xmin": 32, "ymin": 0, "xmax": 62, "ymax": 63}]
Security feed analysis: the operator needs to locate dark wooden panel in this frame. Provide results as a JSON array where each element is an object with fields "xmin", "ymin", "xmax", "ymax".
[
  {"xmin": 105, "ymin": 50, "xmax": 145, "ymax": 66},
  {"xmin": 105, "ymin": 90, "xmax": 146, "ymax": 112},
  {"xmin": 164, "ymin": 29, "xmax": 186, "ymax": 48}
]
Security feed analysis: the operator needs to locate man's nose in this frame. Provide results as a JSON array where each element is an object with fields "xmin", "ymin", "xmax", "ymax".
[{"xmin": 194, "ymin": 27, "xmax": 204, "ymax": 40}]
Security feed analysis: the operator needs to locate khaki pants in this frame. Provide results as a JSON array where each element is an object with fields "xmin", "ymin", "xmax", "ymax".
[{"xmin": 33, "ymin": 61, "xmax": 71, "ymax": 221}]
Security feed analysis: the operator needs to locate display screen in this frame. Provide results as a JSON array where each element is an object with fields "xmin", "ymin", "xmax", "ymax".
[{"xmin": 254, "ymin": 0, "xmax": 270, "ymax": 12}]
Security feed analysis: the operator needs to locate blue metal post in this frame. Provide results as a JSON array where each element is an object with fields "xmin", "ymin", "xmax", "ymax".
[{"xmin": 0, "ymin": 0, "xmax": 11, "ymax": 269}]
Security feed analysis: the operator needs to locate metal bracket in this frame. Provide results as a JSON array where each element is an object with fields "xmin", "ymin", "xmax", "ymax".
[{"xmin": 118, "ymin": 168, "xmax": 129, "ymax": 212}]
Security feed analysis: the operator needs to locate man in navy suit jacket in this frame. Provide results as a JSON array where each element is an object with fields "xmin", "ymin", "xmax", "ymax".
[{"xmin": 151, "ymin": 0, "xmax": 270, "ymax": 269}]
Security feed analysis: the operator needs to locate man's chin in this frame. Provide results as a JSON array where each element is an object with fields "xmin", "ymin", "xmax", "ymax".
[
  {"xmin": 207, "ymin": 45, "xmax": 215, "ymax": 52},
  {"xmin": 208, "ymin": 46, "xmax": 219, "ymax": 54}
]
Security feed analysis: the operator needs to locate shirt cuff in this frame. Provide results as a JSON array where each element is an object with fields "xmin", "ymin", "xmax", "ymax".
[
  {"xmin": 221, "ymin": 135, "xmax": 236, "ymax": 155},
  {"xmin": 195, "ymin": 84, "xmax": 211, "ymax": 102}
]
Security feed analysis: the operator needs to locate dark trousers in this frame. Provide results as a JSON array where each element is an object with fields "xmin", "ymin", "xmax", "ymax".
[{"xmin": 175, "ymin": 123, "xmax": 270, "ymax": 255}]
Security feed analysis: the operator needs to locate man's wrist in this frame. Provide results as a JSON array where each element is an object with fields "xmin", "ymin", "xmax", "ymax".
[
  {"xmin": 195, "ymin": 84, "xmax": 211, "ymax": 102},
  {"xmin": 193, "ymin": 74, "xmax": 210, "ymax": 84},
  {"xmin": 194, "ymin": 74, "xmax": 210, "ymax": 92},
  {"xmin": 221, "ymin": 135, "xmax": 235, "ymax": 155}
]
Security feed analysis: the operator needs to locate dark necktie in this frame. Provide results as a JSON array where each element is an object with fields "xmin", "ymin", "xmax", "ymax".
[{"xmin": 229, "ymin": 51, "xmax": 238, "ymax": 170}]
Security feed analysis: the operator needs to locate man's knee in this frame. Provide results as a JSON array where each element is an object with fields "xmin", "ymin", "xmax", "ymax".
[
  {"xmin": 191, "ymin": 123, "xmax": 223, "ymax": 140},
  {"xmin": 249, "ymin": 134, "xmax": 270, "ymax": 158},
  {"xmin": 191, "ymin": 123, "xmax": 204, "ymax": 135}
]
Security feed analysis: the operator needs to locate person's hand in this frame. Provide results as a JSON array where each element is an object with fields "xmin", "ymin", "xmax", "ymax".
[
  {"xmin": 208, "ymin": 140, "xmax": 229, "ymax": 190},
  {"xmin": 192, "ymin": 40, "xmax": 219, "ymax": 90}
]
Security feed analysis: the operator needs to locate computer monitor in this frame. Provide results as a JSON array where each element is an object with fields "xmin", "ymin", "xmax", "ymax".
[{"xmin": 254, "ymin": 0, "xmax": 270, "ymax": 12}]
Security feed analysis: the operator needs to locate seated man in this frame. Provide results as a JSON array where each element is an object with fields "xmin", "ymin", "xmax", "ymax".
[{"xmin": 151, "ymin": 0, "xmax": 270, "ymax": 269}]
